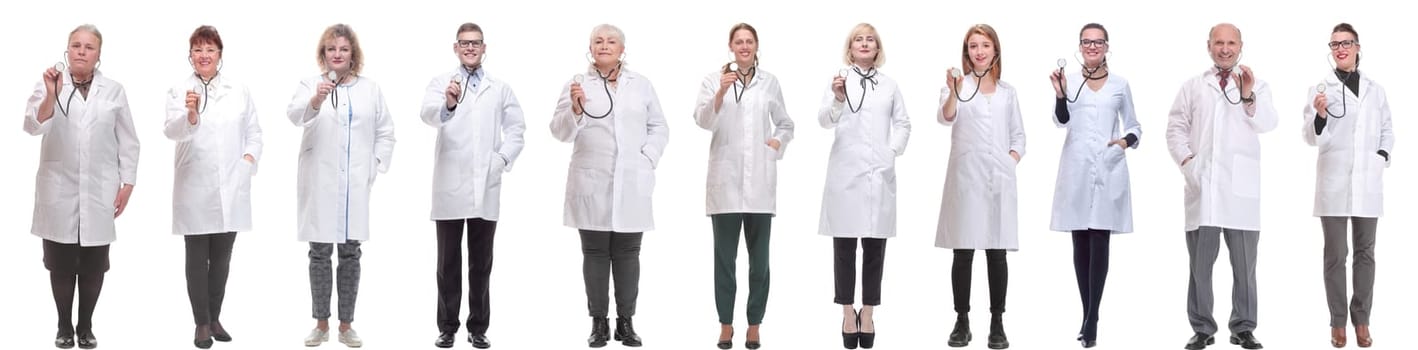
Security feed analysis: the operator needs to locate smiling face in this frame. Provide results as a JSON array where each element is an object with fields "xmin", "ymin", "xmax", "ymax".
[
  {"xmin": 1078, "ymin": 28, "xmax": 1107, "ymax": 68},
  {"xmin": 454, "ymin": 30, "xmax": 485, "ymax": 68},
  {"xmin": 967, "ymin": 33, "xmax": 996, "ymax": 72},
  {"xmin": 588, "ymin": 28, "xmax": 624, "ymax": 68},
  {"xmin": 322, "ymin": 36, "xmax": 353, "ymax": 74},
  {"xmin": 66, "ymin": 30, "xmax": 101, "ymax": 76},
  {"xmin": 729, "ymin": 28, "xmax": 757, "ymax": 67},
  {"xmin": 1330, "ymin": 31, "xmax": 1358, "ymax": 71},
  {"xmin": 849, "ymin": 29, "xmax": 879, "ymax": 66},
  {"xmin": 1208, "ymin": 24, "xmax": 1242, "ymax": 69},
  {"xmin": 190, "ymin": 42, "xmax": 221, "ymax": 78}
]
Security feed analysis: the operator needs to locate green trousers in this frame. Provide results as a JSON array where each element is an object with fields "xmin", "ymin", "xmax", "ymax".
[{"xmin": 713, "ymin": 213, "xmax": 772, "ymax": 325}]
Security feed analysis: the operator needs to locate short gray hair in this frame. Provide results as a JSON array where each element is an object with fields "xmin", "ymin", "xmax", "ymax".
[
  {"xmin": 70, "ymin": 24, "xmax": 103, "ymax": 47},
  {"xmin": 589, "ymin": 24, "xmax": 624, "ymax": 44}
]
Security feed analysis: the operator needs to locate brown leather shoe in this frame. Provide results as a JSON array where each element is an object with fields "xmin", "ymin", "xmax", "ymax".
[
  {"xmin": 1355, "ymin": 325, "xmax": 1372, "ymax": 348},
  {"xmin": 1330, "ymin": 327, "xmax": 1345, "ymax": 348}
]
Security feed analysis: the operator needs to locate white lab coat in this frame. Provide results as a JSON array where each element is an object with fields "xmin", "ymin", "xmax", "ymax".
[
  {"xmin": 287, "ymin": 75, "xmax": 396, "ymax": 243},
  {"xmin": 551, "ymin": 67, "xmax": 669, "ymax": 233},
  {"xmin": 420, "ymin": 68, "xmax": 525, "ymax": 221},
  {"xmin": 164, "ymin": 75, "xmax": 263, "ymax": 235},
  {"xmin": 1165, "ymin": 68, "xmax": 1279, "ymax": 232},
  {"xmin": 817, "ymin": 67, "xmax": 910, "ymax": 238},
  {"xmin": 693, "ymin": 69, "xmax": 795, "ymax": 215},
  {"xmin": 24, "ymin": 71, "xmax": 140, "ymax": 246},
  {"xmin": 1049, "ymin": 73, "xmax": 1141, "ymax": 233},
  {"xmin": 1301, "ymin": 72, "xmax": 1394, "ymax": 218},
  {"xmin": 934, "ymin": 78, "xmax": 1025, "ymax": 250}
]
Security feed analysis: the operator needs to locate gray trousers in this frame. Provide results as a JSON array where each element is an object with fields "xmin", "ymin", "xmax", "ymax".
[
  {"xmin": 1186, "ymin": 226, "xmax": 1258, "ymax": 335},
  {"xmin": 580, "ymin": 230, "xmax": 642, "ymax": 318},
  {"xmin": 1322, "ymin": 216, "xmax": 1377, "ymax": 327},
  {"xmin": 310, "ymin": 241, "xmax": 362, "ymax": 322}
]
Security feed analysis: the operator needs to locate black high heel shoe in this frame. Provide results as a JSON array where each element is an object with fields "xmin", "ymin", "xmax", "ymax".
[
  {"xmin": 858, "ymin": 312, "xmax": 875, "ymax": 349},
  {"xmin": 717, "ymin": 328, "xmax": 733, "ymax": 349},
  {"xmin": 842, "ymin": 310, "xmax": 860, "ymax": 349}
]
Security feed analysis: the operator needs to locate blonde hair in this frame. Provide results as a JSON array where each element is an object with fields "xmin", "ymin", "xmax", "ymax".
[
  {"xmin": 841, "ymin": 23, "xmax": 885, "ymax": 67},
  {"xmin": 960, "ymin": 24, "xmax": 1002, "ymax": 81},
  {"xmin": 69, "ymin": 24, "xmax": 103, "ymax": 47},
  {"xmin": 316, "ymin": 23, "xmax": 365, "ymax": 75}
]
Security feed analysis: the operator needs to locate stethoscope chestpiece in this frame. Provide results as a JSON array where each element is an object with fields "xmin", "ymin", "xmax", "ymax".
[
  {"xmin": 573, "ymin": 74, "xmax": 585, "ymax": 84},
  {"xmin": 1056, "ymin": 58, "xmax": 1067, "ymax": 70},
  {"xmin": 452, "ymin": 73, "xmax": 464, "ymax": 85},
  {"xmin": 728, "ymin": 62, "xmax": 739, "ymax": 73},
  {"xmin": 326, "ymin": 71, "xmax": 339, "ymax": 83},
  {"xmin": 838, "ymin": 68, "xmax": 849, "ymax": 79},
  {"xmin": 950, "ymin": 68, "xmax": 962, "ymax": 79},
  {"xmin": 1316, "ymin": 83, "xmax": 1326, "ymax": 93},
  {"xmin": 54, "ymin": 62, "xmax": 67, "ymax": 72}
]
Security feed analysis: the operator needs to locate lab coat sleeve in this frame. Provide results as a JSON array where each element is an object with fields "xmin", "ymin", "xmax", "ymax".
[
  {"xmin": 937, "ymin": 85, "xmax": 955, "ymax": 126},
  {"xmin": 1119, "ymin": 83, "xmax": 1142, "ymax": 149},
  {"xmin": 287, "ymin": 78, "xmax": 321, "ymax": 127},
  {"xmin": 1244, "ymin": 81, "xmax": 1279, "ymax": 134},
  {"xmin": 693, "ymin": 73, "xmax": 722, "ymax": 131},
  {"xmin": 550, "ymin": 80, "xmax": 587, "ymax": 142},
  {"xmin": 768, "ymin": 81, "xmax": 795, "ymax": 160},
  {"xmin": 497, "ymin": 86, "xmax": 526, "ymax": 171},
  {"xmin": 163, "ymin": 85, "xmax": 198, "ymax": 142},
  {"xmin": 113, "ymin": 85, "xmax": 140, "ymax": 186},
  {"xmin": 372, "ymin": 86, "xmax": 396, "ymax": 174},
  {"xmin": 818, "ymin": 85, "xmax": 844, "ymax": 128},
  {"xmin": 640, "ymin": 82, "xmax": 670, "ymax": 169},
  {"xmin": 24, "ymin": 81, "xmax": 53, "ymax": 135},
  {"xmin": 241, "ymin": 86, "xmax": 264, "ymax": 174},
  {"xmin": 1007, "ymin": 92, "xmax": 1026, "ymax": 157},
  {"xmin": 1301, "ymin": 85, "xmax": 1321, "ymax": 147},
  {"xmin": 889, "ymin": 88, "xmax": 911, "ymax": 156},
  {"xmin": 420, "ymin": 76, "xmax": 451, "ymax": 128},
  {"xmin": 1378, "ymin": 88, "xmax": 1394, "ymax": 167},
  {"xmin": 1166, "ymin": 83, "xmax": 1194, "ymax": 166}
]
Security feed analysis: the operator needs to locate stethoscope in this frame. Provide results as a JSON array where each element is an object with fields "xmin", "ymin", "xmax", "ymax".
[
  {"xmin": 1054, "ymin": 55, "xmax": 1109, "ymax": 103},
  {"xmin": 950, "ymin": 55, "xmax": 998, "ymax": 103},
  {"xmin": 1215, "ymin": 52, "xmax": 1248, "ymax": 105},
  {"xmin": 838, "ymin": 66, "xmax": 878, "ymax": 114},
  {"xmin": 189, "ymin": 58, "xmax": 221, "ymax": 115},
  {"xmin": 450, "ymin": 65, "xmax": 476, "ymax": 106},
  {"xmin": 572, "ymin": 62, "xmax": 621, "ymax": 119},
  {"xmin": 50, "ymin": 56, "xmax": 93, "ymax": 118},
  {"xmin": 726, "ymin": 61, "xmax": 756, "ymax": 104},
  {"xmin": 325, "ymin": 71, "xmax": 341, "ymax": 109},
  {"xmin": 1317, "ymin": 53, "xmax": 1358, "ymax": 119}
]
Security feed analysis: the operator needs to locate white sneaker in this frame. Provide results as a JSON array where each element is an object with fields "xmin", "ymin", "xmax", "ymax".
[
  {"xmin": 339, "ymin": 329, "xmax": 363, "ymax": 348},
  {"xmin": 304, "ymin": 328, "xmax": 329, "ymax": 347}
]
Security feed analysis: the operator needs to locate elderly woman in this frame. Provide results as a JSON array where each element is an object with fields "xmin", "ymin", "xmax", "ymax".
[
  {"xmin": 818, "ymin": 22, "xmax": 910, "ymax": 350},
  {"xmin": 286, "ymin": 23, "xmax": 396, "ymax": 348},
  {"xmin": 693, "ymin": 22, "xmax": 794, "ymax": 350},
  {"xmin": 551, "ymin": 23, "xmax": 668, "ymax": 349},
  {"xmin": 24, "ymin": 24, "xmax": 141, "ymax": 350},
  {"xmin": 163, "ymin": 25, "xmax": 263, "ymax": 349}
]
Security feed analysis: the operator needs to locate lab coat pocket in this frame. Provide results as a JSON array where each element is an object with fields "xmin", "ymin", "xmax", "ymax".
[
  {"xmin": 1231, "ymin": 154, "xmax": 1261, "ymax": 198},
  {"xmin": 637, "ymin": 166, "xmax": 657, "ymax": 197},
  {"xmin": 1103, "ymin": 145, "xmax": 1128, "ymax": 199},
  {"xmin": 487, "ymin": 154, "xmax": 506, "ymax": 189},
  {"xmin": 1367, "ymin": 153, "xmax": 1385, "ymax": 194}
]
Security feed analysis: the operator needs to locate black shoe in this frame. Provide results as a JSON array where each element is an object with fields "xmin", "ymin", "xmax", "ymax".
[
  {"xmin": 194, "ymin": 326, "xmax": 214, "ymax": 349},
  {"xmin": 947, "ymin": 315, "xmax": 971, "ymax": 347},
  {"xmin": 613, "ymin": 317, "xmax": 643, "ymax": 347},
  {"xmin": 54, "ymin": 330, "xmax": 75, "ymax": 349},
  {"xmin": 745, "ymin": 340, "xmax": 761, "ymax": 349},
  {"xmin": 1185, "ymin": 333, "xmax": 1215, "ymax": 350},
  {"xmin": 1229, "ymin": 331, "xmax": 1263, "ymax": 349},
  {"xmin": 210, "ymin": 321, "xmax": 232, "ymax": 342},
  {"xmin": 717, "ymin": 328, "xmax": 733, "ymax": 349},
  {"xmin": 842, "ymin": 310, "xmax": 859, "ymax": 349},
  {"xmin": 434, "ymin": 332, "xmax": 455, "ymax": 348},
  {"xmin": 75, "ymin": 330, "xmax": 97, "ymax": 350},
  {"xmin": 469, "ymin": 334, "xmax": 491, "ymax": 349},
  {"xmin": 858, "ymin": 312, "xmax": 875, "ymax": 349},
  {"xmin": 987, "ymin": 314, "xmax": 1009, "ymax": 349},
  {"xmin": 1081, "ymin": 339, "xmax": 1097, "ymax": 348},
  {"xmin": 587, "ymin": 318, "xmax": 610, "ymax": 348}
]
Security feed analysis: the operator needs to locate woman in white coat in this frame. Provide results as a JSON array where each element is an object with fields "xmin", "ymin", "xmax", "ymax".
[
  {"xmin": 695, "ymin": 23, "xmax": 794, "ymax": 350},
  {"xmin": 24, "ymin": 24, "xmax": 140, "ymax": 350},
  {"xmin": 286, "ymin": 23, "xmax": 395, "ymax": 348},
  {"xmin": 1302, "ymin": 23, "xmax": 1393, "ymax": 348},
  {"xmin": 818, "ymin": 22, "xmax": 909, "ymax": 350},
  {"xmin": 164, "ymin": 25, "xmax": 262, "ymax": 349},
  {"xmin": 1045, "ymin": 23, "xmax": 1141, "ymax": 349},
  {"xmin": 551, "ymin": 23, "xmax": 667, "ymax": 348},
  {"xmin": 419, "ymin": 22, "xmax": 525, "ymax": 350},
  {"xmin": 936, "ymin": 24, "xmax": 1024, "ymax": 350}
]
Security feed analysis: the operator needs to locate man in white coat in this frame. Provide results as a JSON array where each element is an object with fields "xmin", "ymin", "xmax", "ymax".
[
  {"xmin": 1165, "ymin": 23, "xmax": 1278, "ymax": 350},
  {"xmin": 420, "ymin": 22, "xmax": 525, "ymax": 350}
]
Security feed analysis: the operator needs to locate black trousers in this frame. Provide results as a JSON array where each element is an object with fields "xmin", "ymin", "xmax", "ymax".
[
  {"xmin": 833, "ymin": 238, "xmax": 886, "ymax": 306},
  {"xmin": 1072, "ymin": 230, "xmax": 1110, "ymax": 340},
  {"xmin": 43, "ymin": 239, "xmax": 109, "ymax": 334},
  {"xmin": 186, "ymin": 232, "xmax": 237, "ymax": 326},
  {"xmin": 951, "ymin": 249, "xmax": 1007, "ymax": 314},
  {"xmin": 580, "ymin": 230, "xmax": 642, "ymax": 318},
  {"xmin": 437, "ymin": 218, "xmax": 497, "ymax": 335}
]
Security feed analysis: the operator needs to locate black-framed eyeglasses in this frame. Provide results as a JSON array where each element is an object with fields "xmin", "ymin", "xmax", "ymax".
[
  {"xmin": 1079, "ymin": 39, "xmax": 1108, "ymax": 48},
  {"xmin": 1328, "ymin": 40, "xmax": 1356, "ymax": 50},
  {"xmin": 457, "ymin": 40, "xmax": 485, "ymax": 49}
]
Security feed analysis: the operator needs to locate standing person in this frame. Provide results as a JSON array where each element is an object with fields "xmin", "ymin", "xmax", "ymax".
[
  {"xmin": 420, "ymin": 22, "xmax": 526, "ymax": 350},
  {"xmin": 287, "ymin": 23, "xmax": 396, "ymax": 348},
  {"xmin": 1165, "ymin": 23, "xmax": 1278, "ymax": 350}
]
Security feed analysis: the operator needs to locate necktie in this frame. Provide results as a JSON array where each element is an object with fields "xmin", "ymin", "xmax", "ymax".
[{"xmin": 1217, "ymin": 70, "xmax": 1230, "ymax": 90}]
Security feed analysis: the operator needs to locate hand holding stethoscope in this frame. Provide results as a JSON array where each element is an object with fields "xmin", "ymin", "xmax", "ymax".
[
  {"xmin": 1217, "ymin": 62, "xmax": 1256, "ymax": 105},
  {"xmin": 310, "ymin": 71, "xmax": 340, "ymax": 110},
  {"xmin": 834, "ymin": 66, "xmax": 877, "ymax": 113},
  {"xmin": 721, "ymin": 61, "xmax": 755, "ymax": 104},
  {"xmin": 445, "ymin": 72, "xmax": 467, "ymax": 110},
  {"xmin": 46, "ymin": 61, "xmax": 89, "ymax": 118},
  {"xmin": 1051, "ymin": 57, "xmax": 1109, "ymax": 103},
  {"xmin": 1314, "ymin": 83, "xmax": 1348, "ymax": 119},
  {"xmin": 570, "ymin": 63, "xmax": 619, "ymax": 119}
]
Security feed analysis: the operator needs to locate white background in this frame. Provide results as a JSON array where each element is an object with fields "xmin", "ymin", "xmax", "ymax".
[{"xmin": 1, "ymin": 0, "xmax": 1413, "ymax": 349}]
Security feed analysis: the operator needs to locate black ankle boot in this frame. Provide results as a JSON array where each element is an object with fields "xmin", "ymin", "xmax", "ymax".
[
  {"xmin": 987, "ymin": 314, "xmax": 1009, "ymax": 349},
  {"xmin": 587, "ymin": 318, "xmax": 610, "ymax": 348},
  {"xmin": 614, "ymin": 317, "xmax": 643, "ymax": 347},
  {"xmin": 948, "ymin": 313, "xmax": 971, "ymax": 347}
]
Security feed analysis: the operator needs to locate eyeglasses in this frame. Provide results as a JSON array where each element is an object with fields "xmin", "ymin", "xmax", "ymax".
[
  {"xmin": 1079, "ymin": 39, "xmax": 1108, "ymax": 48},
  {"xmin": 457, "ymin": 40, "xmax": 485, "ymax": 49},
  {"xmin": 1328, "ymin": 40, "xmax": 1356, "ymax": 50},
  {"xmin": 190, "ymin": 48, "xmax": 221, "ymax": 56}
]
